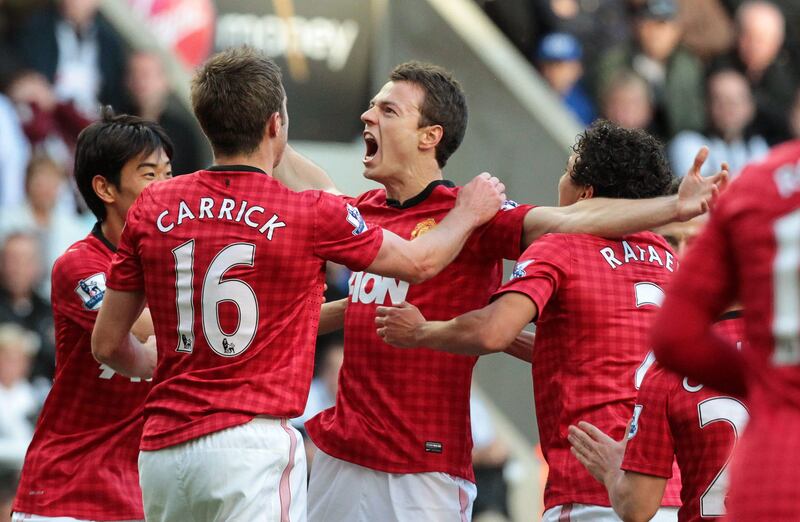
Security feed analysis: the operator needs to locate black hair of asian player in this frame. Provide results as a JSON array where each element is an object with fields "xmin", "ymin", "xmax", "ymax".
[
  {"xmin": 74, "ymin": 106, "xmax": 174, "ymax": 221},
  {"xmin": 570, "ymin": 119, "xmax": 674, "ymax": 199}
]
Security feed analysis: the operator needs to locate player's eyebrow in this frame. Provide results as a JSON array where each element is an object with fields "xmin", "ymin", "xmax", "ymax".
[{"xmin": 138, "ymin": 161, "xmax": 171, "ymax": 169}]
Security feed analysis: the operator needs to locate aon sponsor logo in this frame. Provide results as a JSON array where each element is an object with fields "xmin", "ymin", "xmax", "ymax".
[{"xmin": 349, "ymin": 272, "xmax": 410, "ymax": 305}]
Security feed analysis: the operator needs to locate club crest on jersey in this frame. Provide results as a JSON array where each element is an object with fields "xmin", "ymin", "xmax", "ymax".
[
  {"xmin": 75, "ymin": 273, "xmax": 106, "ymax": 310},
  {"xmin": 511, "ymin": 260, "xmax": 534, "ymax": 279},
  {"xmin": 628, "ymin": 405, "xmax": 643, "ymax": 440},
  {"xmin": 411, "ymin": 218, "xmax": 437, "ymax": 239},
  {"xmin": 346, "ymin": 204, "xmax": 368, "ymax": 235},
  {"xmin": 501, "ymin": 199, "xmax": 519, "ymax": 211}
]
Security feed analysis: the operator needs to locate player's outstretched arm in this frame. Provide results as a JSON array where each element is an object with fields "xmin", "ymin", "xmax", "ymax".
[
  {"xmin": 273, "ymin": 145, "xmax": 343, "ymax": 194},
  {"xmin": 568, "ymin": 422, "xmax": 666, "ymax": 522},
  {"xmin": 319, "ymin": 298, "xmax": 348, "ymax": 335},
  {"xmin": 365, "ymin": 173, "xmax": 505, "ymax": 284},
  {"xmin": 376, "ymin": 292, "xmax": 537, "ymax": 355},
  {"xmin": 521, "ymin": 148, "xmax": 728, "ymax": 246},
  {"xmin": 92, "ymin": 288, "xmax": 155, "ymax": 379}
]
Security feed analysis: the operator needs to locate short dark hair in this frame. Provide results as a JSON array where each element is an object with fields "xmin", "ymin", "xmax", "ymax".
[
  {"xmin": 191, "ymin": 46, "xmax": 285, "ymax": 157},
  {"xmin": 390, "ymin": 62, "xmax": 467, "ymax": 168},
  {"xmin": 75, "ymin": 107, "xmax": 174, "ymax": 221},
  {"xmin": 570, "ymin": 120, "xmax": 673, "ymax": 199}
]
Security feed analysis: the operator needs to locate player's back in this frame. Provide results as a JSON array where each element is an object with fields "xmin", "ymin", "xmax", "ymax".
[
  {"xmin": 109, "ymin": 167, "xmax": 381, "ymax": 451},
  {"xmin": 527, "ymin": 231, "xmax": 679, "ymax": 508}
]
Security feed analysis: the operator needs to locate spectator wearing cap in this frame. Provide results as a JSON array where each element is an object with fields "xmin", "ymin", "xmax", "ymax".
[
  {"xmin": 535, "ymin": 32, "xmax": 596, "ymax": 126},
  {"xmin": 594, "ymin": 0, "xmax": 705, "ymax": 139}
]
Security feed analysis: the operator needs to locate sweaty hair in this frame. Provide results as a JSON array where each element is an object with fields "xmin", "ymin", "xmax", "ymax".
[
  {"xmin": 570, "ymin": 120, "xmax": 673, "ymax": 199},
  {"xmin": 75, "ymin": 107, "xmax": 174, "ymax": 221},
  {"xmin": 390, "ymin": 62, "xmax": 467, "ymax": 168},
  {"xmin": 191, "ymin": 46, "xmax": 285, "ymax": 157}
]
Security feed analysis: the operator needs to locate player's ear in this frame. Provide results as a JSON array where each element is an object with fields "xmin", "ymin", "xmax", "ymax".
[
  {"xmin": 267, "ymin": 112, "xmax": 282, "ymax": 138},
  {"xmin": 92, "ymin": 175, "xmax": 117, "ymax": 205},
  {"xmin": 418, "ymin": 124, "xmax": 443, "ymax": 153},
  {"xmin": 578, "ymin": 184, "xmax": 594, "ymax": 201}
]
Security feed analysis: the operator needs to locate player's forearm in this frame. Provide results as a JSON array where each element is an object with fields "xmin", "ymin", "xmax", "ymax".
[
  {"xmin": 93, "ymin": 334, "xmax": 156, "ymax": 379},
  {"xmin": 130, "ymin": 307, "xmax": 154, "ymax": 343},
  {"xmin": 273, "ymin": 145, "xmax": 341, "ymax": 194},
  {"xmin": 417, "ymin": 311, "xmax": 515, "ymax": 356},
  {"xmin": 319, "ymin": 298, "xmax": 347, "ymax": 335},
  {"xmin": 606, "ymin": 472, "xmax": 659, "ymax": 522},
  {"xmin": 504, "ymin": 329, "xmax": 534, "ymax": 363}
]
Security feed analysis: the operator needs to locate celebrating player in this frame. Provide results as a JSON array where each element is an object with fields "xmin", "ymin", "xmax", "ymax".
[
  {"xmin": 12, "ymin": 110, "xmax": 172, "ymax": 522},
  {"xmin": 569, "ymin": 312, "xmax": 748, "ymax": 522},
  {"xmin": 90, "ymin": 47, "xmax": 505, "ymax": 522},
  {"xmin": 374, "ymin": 121, "xmax": 724, "ymax": 521},
  {"xmin": 653, "ymin": 139, "xmax": 800, "ymax": 520}
]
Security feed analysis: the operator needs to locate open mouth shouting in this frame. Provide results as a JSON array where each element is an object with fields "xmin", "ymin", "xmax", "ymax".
[{"xmin": 363, "ymin": 131, "xmax": 379, "ymax": 165}]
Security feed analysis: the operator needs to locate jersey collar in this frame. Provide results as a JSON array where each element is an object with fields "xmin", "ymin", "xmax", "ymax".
[
  {"xmin": 92, "ymin": 222, "xmax": 117, "ymax": 253},
  {"xmin": 386, "ymin": 180, "xmax": 455, "ymax": 209},
  {"xmin": 206, "ymin": 165, "xmax": 268, "ymax": 175}
]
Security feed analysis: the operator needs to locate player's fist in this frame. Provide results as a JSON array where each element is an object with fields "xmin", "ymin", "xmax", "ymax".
[
  {"xmin": 455, "ymin": 172, "xmax": 506, "ymax": 227},
  {"xmin": 375, "ymin": 301, "xmax": 426, "ymax": 348}
]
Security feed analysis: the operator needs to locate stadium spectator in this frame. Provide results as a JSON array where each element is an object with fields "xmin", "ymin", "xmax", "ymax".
[
  {"xmin": 717, "ymin": 0, "xmax": 799, "ymax": 143},
  {"xmin": 0, "ymin": 93, "xmax": 30, "ymax": 208},
  {"xmin": 13, "ymin": 0, "xmax": 127, "ymax": 114},
  {"xmin": 0, "ymin": 323, "xmax": 40, "ymax": 471},
  {"xmin": 0, "ymin": 470, "xmax": 17, "ymax": 522},
  {"xmin": 595, "ymin": 0, "xmax": 705, "ymax": 139},
  {"xmin": 535, "ymin": 32, "xmax": 596, "ymax": 126},
  {"xmin": 470, "ymin": 390, "xmax": 511, "ymax": 522},
  {"xmin": 669, "ymin": 68, "xmax": 769, "ymax": 178},
  {"xmin": 0, "ymin": 233, "xmax": 54, "ymax": 383},
  {"xmin": 124, "ymin": 51, "xmax": 211, "ymax": 175},
  {"xmin": 600, "ymin": 70, "xmax": 656, "ymax": 132},
  {"xmin": 676, "ymin": 0, "xmax": 736, "ymax": 60},
  {"xmin": 790, "ymin": 87, "xmax": 800, "ymax": 139}
]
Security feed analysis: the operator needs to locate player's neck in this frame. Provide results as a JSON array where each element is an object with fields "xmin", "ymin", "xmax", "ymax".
[
  {"xmin": 101, "ymin": 215, "xmax": 124, "ymax": 248},
  {"xmin": 213, "ymin": 151, "xmax": 274, "ymax": 176},
  {"xmin": 383, "ymin": 165, "xmax": 443, "ymax": 204}
]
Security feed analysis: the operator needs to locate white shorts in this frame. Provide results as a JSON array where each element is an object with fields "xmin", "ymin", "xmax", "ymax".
[
  {"xmin": 11, "ymin": 515, "xmax": 141, "ymax": 522},
  {"xmin": 307, "ymin": 450, "xmax": 476, "ymax": 522},
  {"xmin": 138, "ymin": 417, "xmax": 306, "ymax": 522},
  {"xmin": 542, "ymin": 503, "xmax": 679, "ymax": 522}
]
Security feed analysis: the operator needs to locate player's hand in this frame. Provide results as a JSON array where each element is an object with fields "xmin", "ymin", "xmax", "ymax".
[
  {"xmin": 454, "ymin": 172, "xmax": 506, "ymax": 227},
  {"xmin": 567, "ymin": 421, "xmax": 626, "ymax": 487},
  {"xmin": 676, "ymin": 147, "xmax": 729, "ymax": 221},
  {"xmin": 375, "ymin": 301, "xmax": 426, "ymax": 348}
]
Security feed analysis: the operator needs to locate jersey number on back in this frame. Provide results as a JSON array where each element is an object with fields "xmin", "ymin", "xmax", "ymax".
[
  {"xmin": 172, "ymin": 240, "xmax": 258, "ymax": 357},
  {"xmin": 773, "ymin": 209, "xmax": 800, "ymax": 365},
  {"xmin": 633, "ymin": 282, "xmax": 665, "ymax": 389}
]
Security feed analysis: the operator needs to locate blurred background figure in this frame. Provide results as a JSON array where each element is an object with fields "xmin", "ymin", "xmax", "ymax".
[
  {"xmin": 0, "ymin": 323, "xmax": 40, "ymax": 472},
  {"xmin": 595, "ymin": 0, "xmax": 705, "ymax": 140},
  {"xmin": 789, "ymin": 87, "xmax": 800, "ymax": 140},
  {"xmin": 669, "ymin": 67, "xmax": 768, "ymax": 177},
  {"xmin": 471, "ymin": 389, "xmax": 512, "ymax": 522},
  {"xmin": 600, "ymin": 69, "xmax": 655, "ymax": 132},
  {"xmin": 0, "ymin": 90, "xmax": 30, "ymax": 209},
  {"xmin": 535, "ymin": 32, "xmax": 596, "ymax": 126},
  {"xmin": 675, "ymin": 0, "xmax": 735, "ymax": 61},
  {"xmin": 0, "ymin": 233, "xmax": 54, "ymax": 384},
  {"xmin": 0, "ymin": 469, "xmax": 17, "ymax": 522},
  {"xmin": 123, "ymin": 51, "xmax": 211, "ymax": 175}
]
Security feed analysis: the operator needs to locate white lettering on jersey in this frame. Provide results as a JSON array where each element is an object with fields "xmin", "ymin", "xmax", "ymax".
[
  {"xmin": 598, "ymin": 242, "xmax": 674, "ymax": 272},
  {"xmin": 349, "ymin": 272, "xmax": 410, "ymax": 305},
  {"xmin": 600, "ymin": 247, "xmax": 623, "ymax": 269},
  {"xmin": 98, "ymin": 363, "xmax": 151, "ymax": 382},
  {"xmin": 155, "ymin": 197, "xmax": 286, "ymax": 240}
]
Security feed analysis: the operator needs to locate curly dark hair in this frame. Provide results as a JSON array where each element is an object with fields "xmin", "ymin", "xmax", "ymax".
[{"xmin": 570, "ymin": 120, "xmax": 673, "ymax": 199}]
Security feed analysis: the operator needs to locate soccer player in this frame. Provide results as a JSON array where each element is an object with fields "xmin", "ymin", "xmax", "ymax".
[
  {"xmin": 285, "ymin": 63, "xmax": 723, "ymax": 522},
  {"xmin": 568, "ymin": 312, "xmax": 748, "ymax": 522},
  {"xmin": 89, "ymin": 48, "xmax": 505, "ymax": 522},
  {"xmin": 12, "ymin": 110, "xmax": 173, "ymax": 522},
  {"xmin": 652, "ymin": 139, "xmax": 800, "ymax": 520},
  {"xmin": 375, "ymin": 121, "xmax": 711, "ymax": 522}
]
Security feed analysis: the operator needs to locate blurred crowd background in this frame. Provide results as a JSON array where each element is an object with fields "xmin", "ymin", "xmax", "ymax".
[{"xmin": 0, "ymin": 0, "xmax": 798, "ymax": 520}]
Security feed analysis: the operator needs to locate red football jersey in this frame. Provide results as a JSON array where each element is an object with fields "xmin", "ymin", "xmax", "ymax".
[
  {"xmin": 305, "ymin": 181, "xmax": 531, "ymax": 481},
  {"xmin": 14, "ymin": 225, "xmax": 151, "ymax": 520},
  {"xmin": 623, "ymin": 314, "xmax": 748, "ymax": 522},
  {"xmin": 660, "ymin": 141, "xmax": 800, "ymax": 520},
  {"xmin": 493, "ymin": 232, "xmax": 682, "ymax": 509},
  {"xmin": 107, "ymin": 166, "xmax": 383, "ymax": 451}
]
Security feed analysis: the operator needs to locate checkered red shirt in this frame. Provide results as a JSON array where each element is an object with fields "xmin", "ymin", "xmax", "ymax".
[
  {"xmin": 14, "ymin": 226, "xmax": 151, "ymax": 520},
  {"xmin": 659, "ymin": 141, "xmax": 800, "ymax": 520},
  {"xmin": 107, "ymin": 166, "xmax": 383, "ymax": 451},
  {"xmin": 493, "ymin": 231, "xmax": 682, "ymax": 510},
  {"xmin": 623, "ymin": 314, "xmax": 748, "ymax": 522},
  {"xmin": 305, "ymin": 181, "xmax": 531, "ymax": 482}
]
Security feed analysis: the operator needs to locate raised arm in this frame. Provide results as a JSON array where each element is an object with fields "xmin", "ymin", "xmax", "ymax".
[
  {"xmin": 365, "ymin": 173, "xmax": 505, "ymax": 284},
  {"xmin": 375, "ymin": 292, "xmax": 537, "ymax": 355},
  {"xmin": 521, "ymin": 148, "xmax": 728, "ymax": 247},
  {"xmin": 92, "ymin": 288, "xmax": 156, "ymax": 379},
  {"xmin": 568, "ymin": 422, "xmax": 666, "ymax": 522},
  {"xmin": 273, "ymin": 145, "xmax": 343, "ymax": 194}
]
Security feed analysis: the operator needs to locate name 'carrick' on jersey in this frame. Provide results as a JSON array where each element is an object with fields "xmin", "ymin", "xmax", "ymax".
[
  {"xmin": 624, "ymin": 314, "xmax": 748, "ymax": 522},
  {"xmin": 14, "ymin": 225, "xmax": 151, "ymax": 520},
  {"xmin": 305, "ymin": 180, "xmax": 531, "ymax": 482},
  {"xmin": 493, "ymin": 232, "xmax": 682, "ymax": 510},
  {"xmin": 107, "ymin": 166, "xmax": 383, "ymax": 451}
]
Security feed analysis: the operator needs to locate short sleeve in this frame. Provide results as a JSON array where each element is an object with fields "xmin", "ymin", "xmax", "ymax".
[
  {"xmin": 491, "ymin": 234, "xmax": 570, "ymax": 319},
  {"xmin": 107, "ymin": 193, "xmax": 147, "ymax": 292},
  {"xmin": 471, "ymin": 202, "xmax": 534, "ymax": 260},
  {"xmin": 313, "ymin": 191, "xmax": 384, "ymax": 272},
  {"xmin": 621, "ymin": 367, "xmax": 677, "ymax": 478},
  {"xmin": 51, "ymin": 254, "xmax": 110, "ymax": 331}
]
